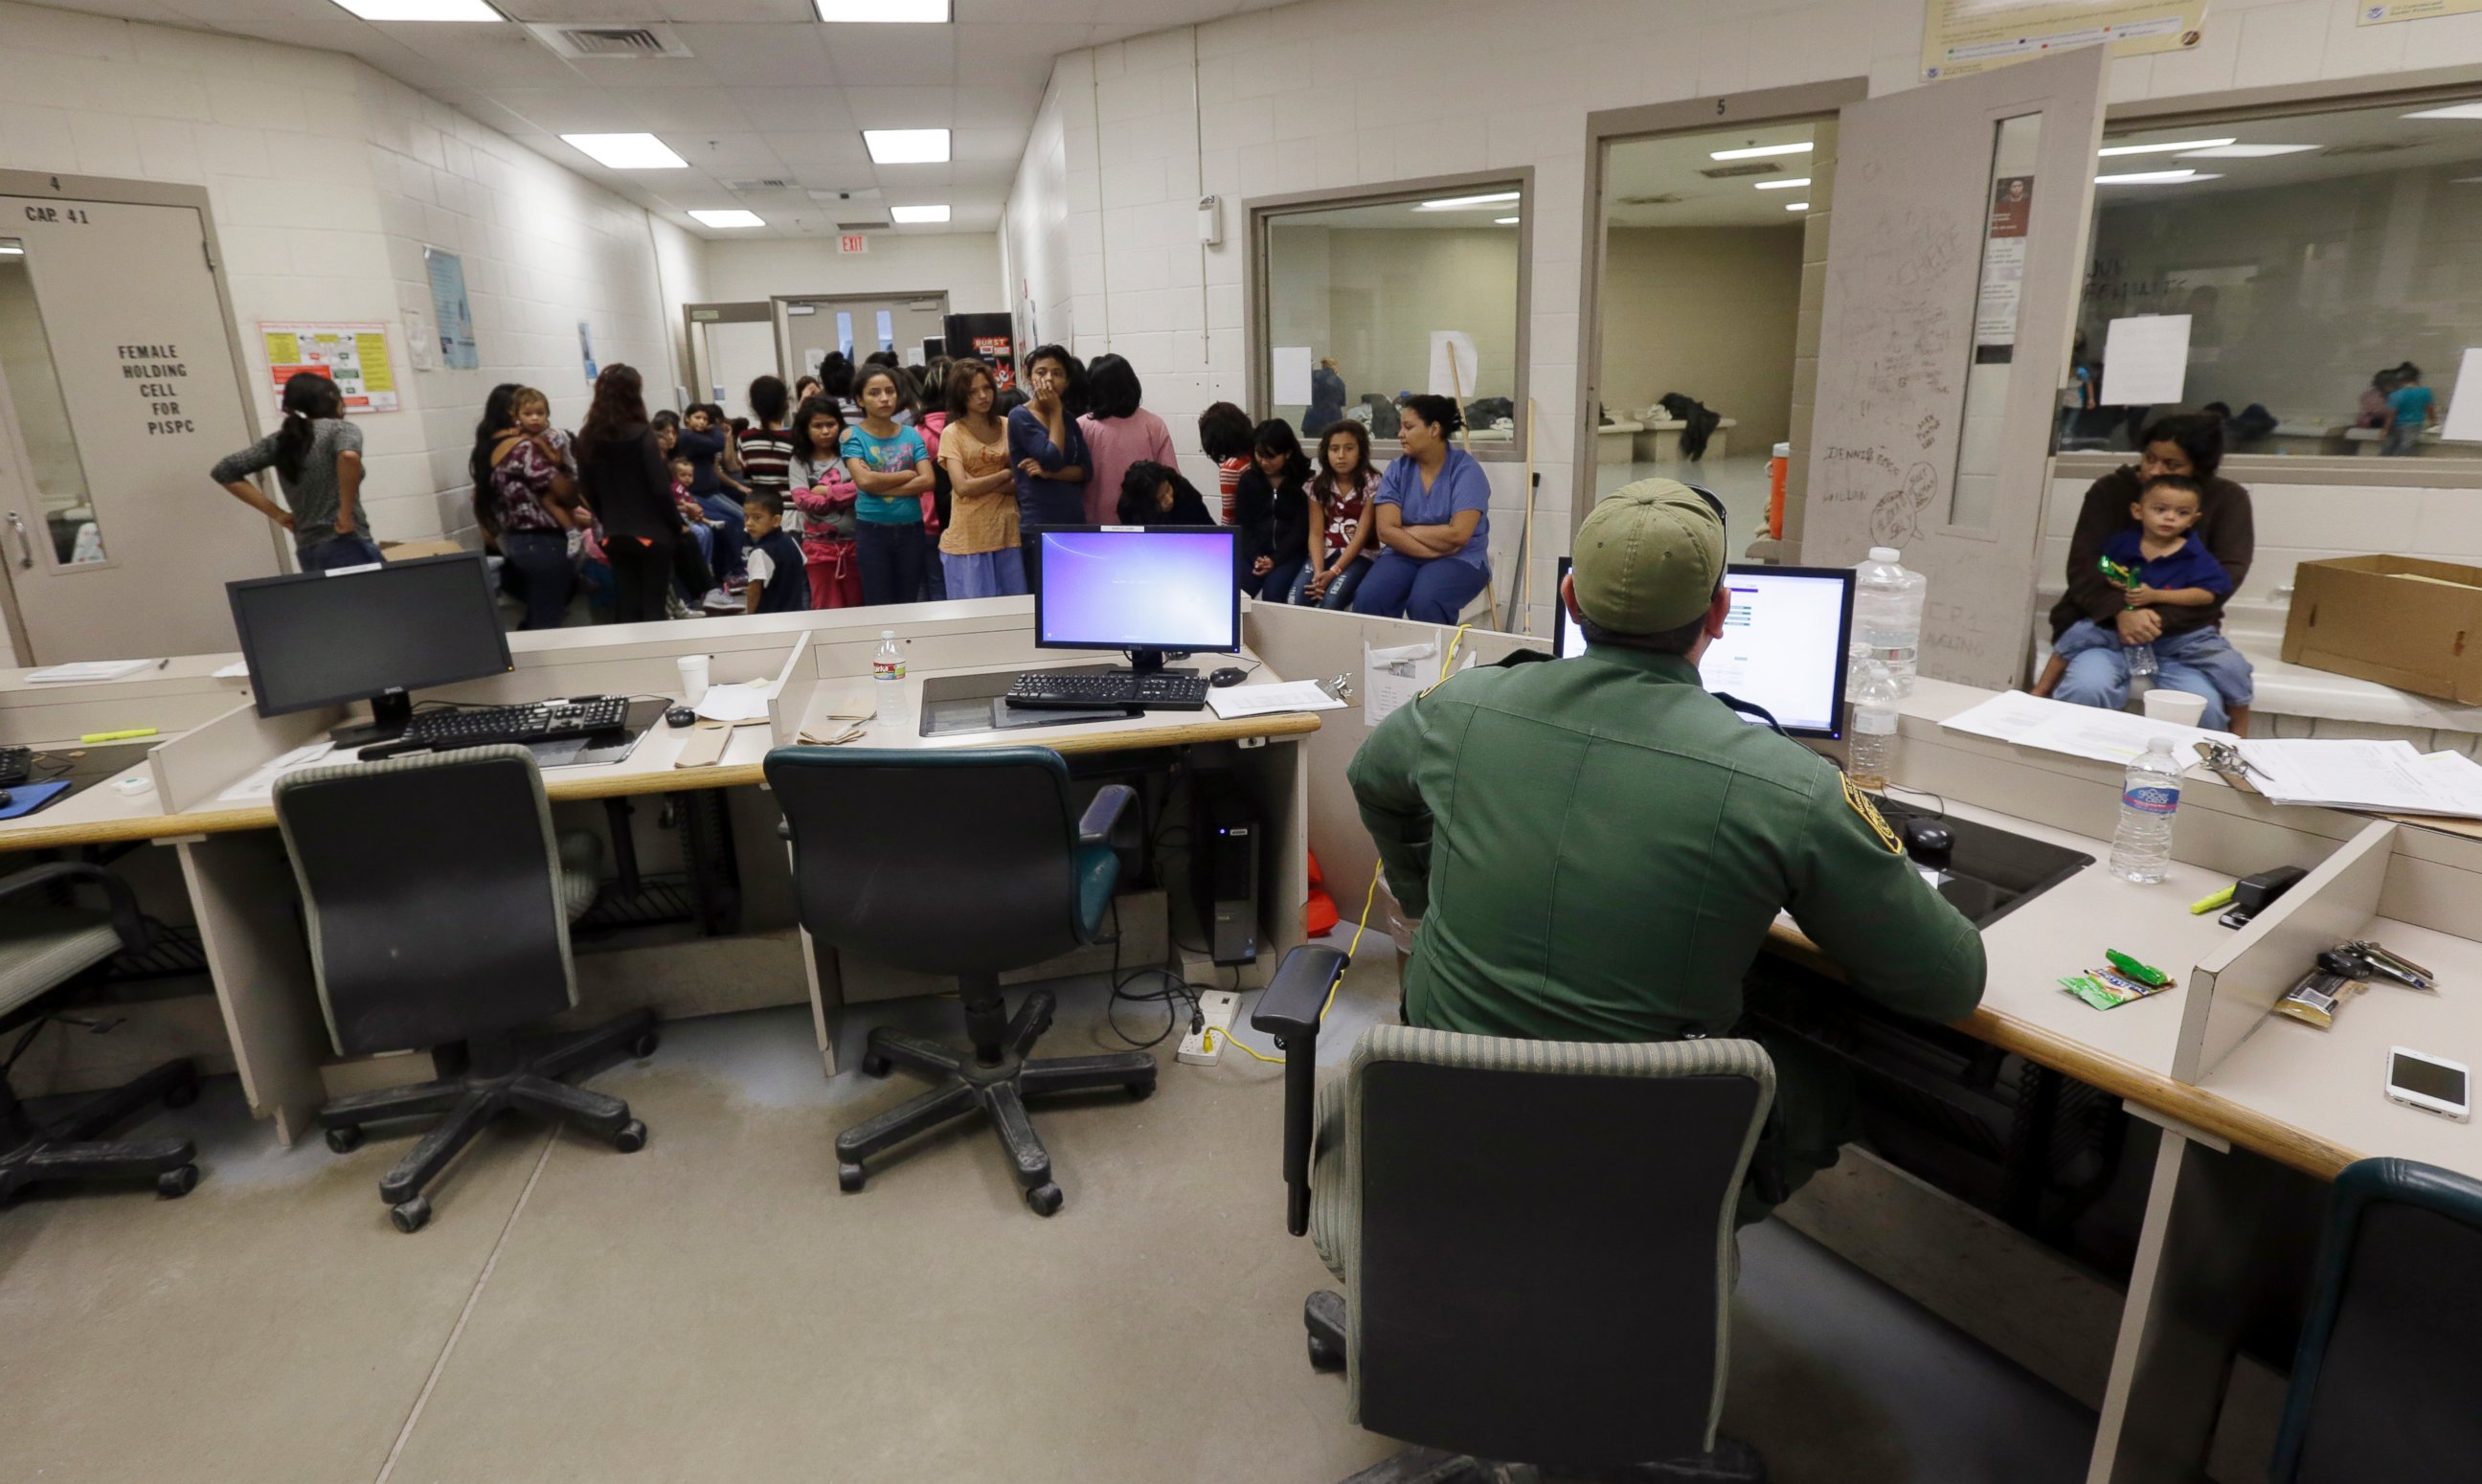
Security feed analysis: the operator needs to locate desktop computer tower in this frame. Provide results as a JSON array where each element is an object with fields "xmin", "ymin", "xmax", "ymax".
[{"xmin": 1190, "ymin": 776, "xmax": 1259, "ymax": 967}]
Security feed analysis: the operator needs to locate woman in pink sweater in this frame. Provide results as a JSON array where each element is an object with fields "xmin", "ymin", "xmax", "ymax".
[{"xmin": 1074, "ymin": 353, "xmax": 1177, "ymax": 526}]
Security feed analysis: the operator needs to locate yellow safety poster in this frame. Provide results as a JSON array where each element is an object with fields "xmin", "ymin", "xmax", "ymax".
[
  {"xmin": 259, "ymin": 321, "xmax": 399, "ymax": 415},
  {"xmin": 1921, "ymin": 0, "xmax": 2210, "ymax": 81},
  {"xmin": 2359, "ymin": 0, "xmax": 2482, "ymax": 22}
]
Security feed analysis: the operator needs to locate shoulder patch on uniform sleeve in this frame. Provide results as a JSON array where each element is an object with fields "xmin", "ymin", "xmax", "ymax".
[{"xmin": 1843, "ymin": 776, "xmax": 1904, "ymax": 854}]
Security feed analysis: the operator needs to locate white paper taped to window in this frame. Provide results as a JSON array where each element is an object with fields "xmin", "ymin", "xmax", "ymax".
[
  {"xmin": 1272, "ymin": 346, "xmax": 1313, "ymax": 404},
  {"xmin": 2099, "ymin": 314, "xmax": 2191, "ymax": 407},
  {"xmin": 2442, "ymin": 348, "xmax": 2482, "ymax": 443}
]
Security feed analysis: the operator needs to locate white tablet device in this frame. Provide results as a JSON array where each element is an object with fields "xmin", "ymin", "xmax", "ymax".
[{"xmin": 2385, "ymin": 1046, "xmax": 2471, "ymax": 1122}]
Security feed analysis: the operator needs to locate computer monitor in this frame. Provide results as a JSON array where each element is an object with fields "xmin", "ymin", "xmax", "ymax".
[
  {"xmin": 1032, "ymin": 526, "xmax": 1241, "ymax": 673},
  {"xmin": 1553, "ymin": 557, "xmax": 1857, "ymax": 739},
  {"xmin": 229, "ymin": 553, "xmax": 513, "ymax": 744}
]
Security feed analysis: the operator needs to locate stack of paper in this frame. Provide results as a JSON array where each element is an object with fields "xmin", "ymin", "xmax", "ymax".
[
  {"xmin": 217, "ymin": 741, "xmax": 337, "ymax": 803},
  {"xmin": 1206, "ymin": 681, "xmax": 1344, "ymax": 720},
  {"xmin": 27, "ymin": 659, "xmax": 158, "ymax": 684},
  {"xmin": 1941, "ymin": 690, "xmax": 2235, "ymax": 768},
  {"xmin": 2234, "ymin": 739, "xmax": 2482, "ymax": 820}
]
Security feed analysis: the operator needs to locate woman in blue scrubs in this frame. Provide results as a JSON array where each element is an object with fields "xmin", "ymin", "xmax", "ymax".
[{"xmin": 1352, "ymin": 394, "xmax": 1491, "ymax": 623}]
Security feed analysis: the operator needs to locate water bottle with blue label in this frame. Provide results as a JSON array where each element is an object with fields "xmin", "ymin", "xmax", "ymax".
[{"xmin": 2110, "ymin": 736, "xmax": 2182, "ymax": 884}]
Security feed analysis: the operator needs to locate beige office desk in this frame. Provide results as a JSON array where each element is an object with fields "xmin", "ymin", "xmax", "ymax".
[{"xmin": 0, "ymin": 599, "xmax": 1320, "ymax": 1142}]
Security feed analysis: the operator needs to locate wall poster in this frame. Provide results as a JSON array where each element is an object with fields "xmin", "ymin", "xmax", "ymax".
[
  {"xmin": 422, "ymin": 245, "xmax": 478, "ymax": 370},
  {"xmin": 259, "ymin": 322, "xmax": 398, "ymax": 414},
  {"xmin": 1922, "ymin": 0, "xmax": 2209, "ymax": 80}
]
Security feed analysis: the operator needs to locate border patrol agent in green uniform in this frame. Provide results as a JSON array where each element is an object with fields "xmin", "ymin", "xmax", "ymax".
[{"xmin": 1345, "ymin": 479, "xmax": 1987, "ymax": 1223}]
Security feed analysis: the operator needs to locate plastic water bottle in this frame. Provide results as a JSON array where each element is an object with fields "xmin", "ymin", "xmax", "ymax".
[
  {"xmin": 1847, "ymin": 661, "xmax": 1899, "ymax": 791},
  {"xmin": 2109, "ymin": 737, "xmax": 2183, "ymax": 885},
  {"xmin": 1854, "ymin": 547, "xmax": 1928, "ymax": 696},
  {"xmin": 2125, "ymin": 640, "xmax": 2159, "ymax": 679},
  {"xmin": 873, "ymin": 629, "xmax": 906, "ymax": 684}
]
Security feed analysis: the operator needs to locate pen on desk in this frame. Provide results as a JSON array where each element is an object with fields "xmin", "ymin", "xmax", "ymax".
[{"xmin": 80, "ymin": 728, "xmax": 159, "ymax": 744}]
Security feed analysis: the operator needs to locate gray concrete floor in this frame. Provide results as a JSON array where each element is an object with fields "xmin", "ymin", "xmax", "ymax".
[{"xmin": 0, "ymin": 943, "xmax": 2094, "ymax": 1483}]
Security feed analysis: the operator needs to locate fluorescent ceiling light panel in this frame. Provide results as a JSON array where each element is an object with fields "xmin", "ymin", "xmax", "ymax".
[
  {"xmin": 1494, "ymin": 215, "xmax": 1520, "ymax": 224},
  {"xmin": 331, "ymin": 0, "xmax": 500, "ymax": 17},
  {"xmin": 890, "ymin": 204, "xmax": 951, "ymax": 223},
  {"xmin": 1753, "ymin": 177, "xmax": 1811, "ymax": 190},
  {"xmin": 562, "ymin": 133, "xmax": 687, "ymax": 169},
  {"xmin": 2403, "ymin": 101, "xmax": 2482, "ymax": 119},
  {"xmin": 1412, "ymin": 191, "xmax": 1522, "ymax": 210},
  {"xmin": 689, "ymin": 209, "xmax": 764, "ymax": 228},
  {"xmin": 1784, "ymin": 201, "xmax": 1810, "ymax": 212},
  {"xmin": 1709, "ymin": 142, "xmax": 1812, "ymax": 161},
  {"xmin": 814, "ymin": 0, "xmax": 947, "ymax": 17},
  {"xmin": 2177, "ymin": 144, "xmax": 2317, "ymax": 158},
  {"xmin": 2096, "ymin": 169, "xmax": 2223, "ymax": 184},
  {"xmin": 864, "ymin": 128, "xmax": 950, "ymax": 164},
  {"xmin": 2096, "ymin": 137, "xmax": 2234, "ymax": 157}
]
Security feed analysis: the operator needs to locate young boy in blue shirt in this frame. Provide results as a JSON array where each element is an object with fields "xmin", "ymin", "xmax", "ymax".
[
  {"xmin": 740, "ymin": 491, "xmax": 811, "ymax": 615},
  {"xmin": 2034, "ymin": 473, "xmax": 2254, "ymax": 731}
]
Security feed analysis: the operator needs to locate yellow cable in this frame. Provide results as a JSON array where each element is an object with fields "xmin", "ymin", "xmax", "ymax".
[{"xmin": 1199, "ymin": 1024, "xmax": 1287, "ymax": 1064}]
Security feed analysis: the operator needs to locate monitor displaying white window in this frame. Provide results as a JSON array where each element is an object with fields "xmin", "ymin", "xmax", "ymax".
[{"xmin": 1554, "ymin": 560, "xmax": 1856, "ymax": 738}]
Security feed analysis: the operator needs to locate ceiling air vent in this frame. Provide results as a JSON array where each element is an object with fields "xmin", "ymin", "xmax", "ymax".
[
  {"xmin": 2321, "ymin": 141, "xmax": 2416, "ymax": 157},
  {"xmin": 1697, "ymin": 162, "xmax": 1783, "ymax": 180},
  {"xmin": 837, "ymin": 218, "xmax": 891, "ymax": 231},
  {"xmin": 1615, "ymin": 192, "xmax": 1684, "ymax": 206},
  {"xmin": 723, "ymin": 177, "xmax": 798, "ymax": 191},
  {"xmin": 524, "ymin": 23, "xmax": 694, "ymax": 59}
]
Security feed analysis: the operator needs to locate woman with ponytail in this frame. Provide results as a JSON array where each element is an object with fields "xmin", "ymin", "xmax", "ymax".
[{"xmin": 211, "ymin": 371, "xmax": 383, "ymax": 572}]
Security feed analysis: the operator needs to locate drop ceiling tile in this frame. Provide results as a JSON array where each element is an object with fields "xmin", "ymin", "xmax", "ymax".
[
  {"xmin": 761, "ymin": 129, "xmax": 874, "ymax": 169},
  {"xmin": 838, "ymin": 85, "xmax": 955, "ymax": 129},
  {"xmin": 954, "ymin": 0, "xmax": 1096, "ymax": 19},
  {"xmin": 631, "ymin": 91, "xmax": 757, "ymax": 132},
  {"xmin": 373, "ymin": 23, "xmax": 579, "ymax": 84},
  {"xmin": 949, "ymin": 80, "xmax": 1047, "ymax": 127},
  {"xmin": 669, "ymin": 131, "xmax": 790, "ymax": 173},
  {"xmin": 561, "ymin": 54, "xmax": 719, "ymax": 88},
  {"xmin": 499, "ymin": 0, "xmax": 671, "ymax": 21},
  {"xmin": 668, "ymin": 22, "xmax": 835, "ymax": 85},
  {"xmin": 657, "ymin": 0, "xmax": 811, "ymax": 19},
  {"xmin": 951, "ymin": 23, "xmax": 1094, "ymax": 82},
  {"xmin": 823, "ymin": 25, "xmax": 957, "ymax": 86},
  {"xmin": 951, "ymin": 124, "xmax": 1028, "ymax": 162},
  {"xmin": 737, "ymin": 87, "xmax": 859, "ymax": 128},
  {"xmin": 485, "ymin": 86, "xmax": 643, "ymax": 134}
]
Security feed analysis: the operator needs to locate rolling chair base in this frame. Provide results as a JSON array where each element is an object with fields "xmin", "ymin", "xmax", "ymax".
[
  {"xmin": 0, "ymin": 1057, "xmax": 200, "ymax": 1204},
  {"xmin": 834, "ymin": 986, "xmax": 1158, "ymax": 1216},
  {"xmin": 1307, "ymin": 1293, "xmax": 1766, "ymax": 1484},
  {"xmin": 319, "ymin": 1009, "xmax": 657, "ymax": 1233}
]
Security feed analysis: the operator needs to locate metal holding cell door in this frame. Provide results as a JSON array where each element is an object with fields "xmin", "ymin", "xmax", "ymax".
[
  {"xmin": 684, "ymin": 302, "xmax": 778, "ymax": 417},
  {"xmin": 1801, "ymin": 46, "xmax": 2108, "ymax": 688},
  {"xmin": 0, "ymin": 188, "xmax": 278, "ymax": 663}
]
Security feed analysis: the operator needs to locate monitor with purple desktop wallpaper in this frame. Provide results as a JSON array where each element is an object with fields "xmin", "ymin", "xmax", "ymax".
[{"xmin": 1033, "ymin": 527, "xmax": 1241, "ymax": 662}]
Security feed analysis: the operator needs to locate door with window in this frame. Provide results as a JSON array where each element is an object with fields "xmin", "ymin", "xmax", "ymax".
[
  {"xmin": 0, "ymin": 188, "xmax": 275, "ymax": 663},
  {"xmin": 1801, "ymin": 47, "xmax": 2109, "ymax": 688},
  {"xmin": 780, "ymin": 294, "xmax": 950, "ymax": 383}
]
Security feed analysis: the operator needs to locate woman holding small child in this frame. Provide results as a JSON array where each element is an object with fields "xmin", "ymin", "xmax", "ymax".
[{"xmin": 2036, "ymin": 413, "xmax": 2256, "ymax": 732}]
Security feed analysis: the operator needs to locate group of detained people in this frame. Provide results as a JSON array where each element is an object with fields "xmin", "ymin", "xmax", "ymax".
[{"xmin": 208, "ymin": 346, "xmax": 1496, "ymax": 634}]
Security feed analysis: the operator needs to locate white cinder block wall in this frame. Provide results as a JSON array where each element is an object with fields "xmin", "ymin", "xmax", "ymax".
[
  {"xmin": 1000, "ymin": 0, "xmax": 2482, "ymax": 640},
  {"xmin": 700, "ymin": 234, "xmax": 1010, "ymax": 310},
  {"xmin": 0, "ymin": 1, "xmax": 708, "ymax": 547}
]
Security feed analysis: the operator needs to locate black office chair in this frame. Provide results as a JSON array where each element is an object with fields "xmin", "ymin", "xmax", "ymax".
[
  {"xmin": 0, "ymin": 863, "xmax": 198, "ymax": 1205},
  {"xmin": 2271, "ymin": 1157, "xmax": 2482, "ymax": 1483},
  {"xmin": 274, "ymin": 746, "xmax": 657, "ymax": 1233},
  {"xmin": 765, "ymin": 745, "xmax": 1159, "ymax": 1217},
  {"xmin": 1255, "ymin": 946, "xmax": 1773, "ymax": 1482}
]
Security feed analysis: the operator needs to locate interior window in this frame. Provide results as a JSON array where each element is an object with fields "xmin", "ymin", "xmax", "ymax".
[
  {"xmin": 2066, "ymin": 95, "xmax": 2482, "ymax": 463},
  {"xmin": 1257, "ymin": 180, "xmax": 1525, "ymax": 452}
]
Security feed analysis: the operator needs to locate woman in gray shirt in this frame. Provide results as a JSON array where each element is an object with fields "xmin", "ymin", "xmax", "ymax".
[{"xmin": 211, "ymin": 371, "xmax": 381, "ymax": 572}]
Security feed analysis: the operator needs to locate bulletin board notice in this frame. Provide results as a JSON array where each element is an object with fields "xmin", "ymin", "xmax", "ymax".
[
  {"xmin": 260, "ymin": 322, "xmax": 398, "ymax": 415},
  {"xmin": 1922, "ymin": 0, "xmax": 2208, "ymax": 81},
  {"xmin": 2360, "ymin": 0, "xmax": 2482, "ymax": 24}
]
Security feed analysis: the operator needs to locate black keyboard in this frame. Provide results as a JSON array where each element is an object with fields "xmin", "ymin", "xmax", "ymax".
[
  {"xmin": 385, "ymin": 696, "xmax": 631, "ymax": 753},
  {"xmin": 0, "ymin": 747, "xmax": 29, "ymax": 787},
  {"xmin": 1005, "ymin": 671, "xmax": 1209, "ymax": 712}
]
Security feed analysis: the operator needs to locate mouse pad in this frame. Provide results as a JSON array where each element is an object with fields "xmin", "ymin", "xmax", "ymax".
[{"xmin": 0, "ymin": 780, "xmax": 76, "ymax": 820}]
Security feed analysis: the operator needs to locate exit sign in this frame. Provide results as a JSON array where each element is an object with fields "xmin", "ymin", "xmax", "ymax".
[{"xmin": 838, "ymin": 234, "xmax": 869, "ymax": 255}]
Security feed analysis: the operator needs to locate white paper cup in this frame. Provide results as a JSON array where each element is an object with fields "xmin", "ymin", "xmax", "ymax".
[
  {"xmin": 2142, "ymin": 687, "xmax": 2207, "ymax": 727},
  {"xmin": 676, "ymin": 654, "xmax": 711, "ymax": 707}
]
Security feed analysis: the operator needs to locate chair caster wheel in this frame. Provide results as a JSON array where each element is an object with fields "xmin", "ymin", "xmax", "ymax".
[
  {"xmin": 163, "ymin": 1076, "xmax": 199, "ymax": 1110},
  {"xmin": 326, "ymin": 1126, "xmax": 365, "ymax": 1154},
  {"xmin": 628, "ymin": 1031, "xmax": 660, "ymax": 1060},
  {"xmin": 612, "ymin": 1119, "xmax": 648, "ymax": 1154},
  {"xmin": 861, "ymin": 1053, "xmax": 891, "ymax": 1078},
  {"xmin": 391, "ymin": 1196, "xmax": 432, "ymax": 1234},
  {"xmin": 156, "ymin": 1164, "xmax": 199, "ymax": 1200},
  {"xmin": 1026, "ymin": 1181, "xmax": 1063, "ymax": 1217},
  {"xmin": 837, "ymin": 1161, "xmax": 867, "ymax": 1193},
  {"xmin": 1126, "ymin": 1079, "xmax": 1155, "ymax": 1100},
  {"xmin": 1308, "ymin": 1331, "xmax": 1345, "ymax": 1371}
]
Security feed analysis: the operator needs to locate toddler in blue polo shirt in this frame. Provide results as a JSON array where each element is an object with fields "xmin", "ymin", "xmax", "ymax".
[{"xmin": 2036, "ymin": 473, "xmax": 2255, "ymax": 731}]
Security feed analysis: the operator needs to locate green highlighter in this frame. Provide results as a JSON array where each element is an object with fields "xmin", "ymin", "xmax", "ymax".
[{"xmin": 2105, "ymin": 950, "xmax": 2171, "ymax": 988}]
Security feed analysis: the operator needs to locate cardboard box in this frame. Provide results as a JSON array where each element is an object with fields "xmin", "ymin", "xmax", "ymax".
[
  {"xmin": 2281, "ymin": 554, "xmax": 2482, "ymax": 703},
  {"xmin": 378, "ymin": 539, "xmax": 472, "ymax": 560}
]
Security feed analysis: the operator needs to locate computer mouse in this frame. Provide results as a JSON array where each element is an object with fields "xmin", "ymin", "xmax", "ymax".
[
  {"xmin": 1209, "ymin": 667, "xmax": 1248, "ymax": 688},
  {"xmin": 666, "ymin": 707, "xmax": 697, "ymax": 728},
  {"xmin": 0, "ymin": 790, "xmax": 12, "ymax": 809}
]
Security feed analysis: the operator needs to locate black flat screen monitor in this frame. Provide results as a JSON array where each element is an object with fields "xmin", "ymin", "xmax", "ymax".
[
  {"xmin": 1031, "ymin": 526, "xmax": 1241, "ymax": 673},
  {"xmin": 228, "ymin": 553, "xmax": 512, "ymax": 740},
  {"xmin": 1553, "ymin": 557, "xmax": 1857, "ymax": 740}
]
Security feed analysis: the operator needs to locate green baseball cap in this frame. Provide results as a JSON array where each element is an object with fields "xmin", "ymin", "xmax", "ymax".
[{"xmin": 1570, "ymin": 478, "xmax": 1726, "ymax": 634}]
